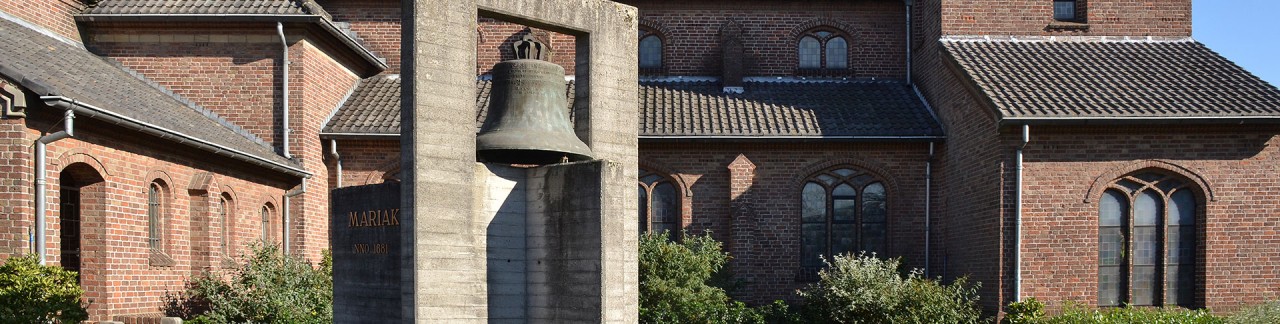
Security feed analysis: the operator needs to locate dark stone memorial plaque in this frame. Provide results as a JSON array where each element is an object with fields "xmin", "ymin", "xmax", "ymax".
[{"xmin": 331, "ymin": 182, "xmax": 401, "ymax": 322}]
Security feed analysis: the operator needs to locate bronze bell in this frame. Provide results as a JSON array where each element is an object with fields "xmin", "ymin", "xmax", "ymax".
[{"xmin": 476, "ymin": 38, "xmax": 593, "ymax": 165}]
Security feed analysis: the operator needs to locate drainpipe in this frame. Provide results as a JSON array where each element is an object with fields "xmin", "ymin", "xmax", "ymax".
[
  {"xmin": 924, "ymin": 141, "xmax": 933, "ymax": 277},
  {"xmin": 1014, "ymin": 125, "xmax": 1029, "ymax": 301},
  {"xmin": 34, "ymin": 109, "xmax": 75, "ymax": 265},
  {"xmin": 282, "ymin": 179, "xmax": 306, "ymax": 253},
  {"xmin": 329, "ymin": 139, "xmax": 342, "ymax": 188},
  {"xmin": 277, "ymin": 22, "xmax": 292, "ymax": 159}
]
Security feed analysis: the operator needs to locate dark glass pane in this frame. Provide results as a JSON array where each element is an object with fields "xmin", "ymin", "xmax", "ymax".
[
  {"xmin": 1100, "ymin": 190, "xmax": 1127, "ymax": 227},
  {"xmin": 1132, "ymin": 265, "xmax": 1157, "ymax": 306},
  {"xmin": 851, "ymin": 175, "xmax": 875, "ymax": 187},
  {"xmin": 861, "ymin": 223, "xmax": 886, "ymax": 256},
  {"xmin": 1133, "ymin": 226, "xmax": 1159, "ymax": 266},
  {"xmin": 1167, "ymin": 225, "xmax": 1195, "ymax": 265},
  {"xmin": 798, "ymin": 37, "xmax": 820, "ymax": 69},
  {"xmin": 640, "ymin": 174, "xmax": 662, "ymax": 185},
  {"xmin": 833, "ymin": 184, "xmax": 855, "ymax": 197},
  {"xmin": 801, "ymin": 223, "xmax": 827, "ymax": 267},
  {"xmin": 863, "ymin": 183, "xmax": 886, "ymax": 223},
  {"xmin": 1053, "ymin": 0, "xmax": 1076, "ymax": 20},
  {"xmin": 1098, "ymin": 266, "xmax": 1121, "ymax": 307},
  {"xmin": 1157, "ymin": 179, "xmax": 1184, "ymax": 193},
  {"xmin": 1166, "ymin": 264, "xmax": 1195, "ymax": 307},
  {"xmin": 833, "ymin": 168, "xmax": 856, "ymax": 177},
  {"xmin": 638, "ymin": 185, "xmax": 648, "ymax": 233},
  {"xmin": 1117, "ymin": 180, "xmax": 1144, "ymax": 194},
  {"xmin": 1134, "ymin": 190, "xmax": 1161, "ymax": 226},
  {"xmin": 1169, "ymin": 190, "xmax": 1195, "ymax": 226},
  {"xmin": 832, "ymin": 224, "xmax": 856, "ymax": 257},
  {"xmin": 639, "ymin": 35, "xmax": 662, "ymax": 68},
  {"xmin": 817, "ymin": 174, "xmax": 837, "ymax": 185},
  {"xmin": 825, "ymin": 37, "xmax": 848, "ymax": 69},
  {"xmin": 803, "ymin": 183, "xmax": 826, "ymax": 223},
  {"xmin": 652, "ymin": 183, "xmax": 678, "ymax": 224},
  {"xmin": 654, "ymin": 223, "xmax": 679, "ymax": 241},
  {"xmin": 1099, "ymin": 227, "xmax": 1124, "ymax": 266},
  {"xmin": 833, "ymin": 198, "xmax": 856, "ymax": 222},
  {"xmin": 1134, "ymin": 172, "xmax": 1165, "ymax": 183}
]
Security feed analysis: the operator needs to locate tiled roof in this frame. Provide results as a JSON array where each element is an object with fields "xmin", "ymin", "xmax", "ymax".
[
  {"xmin": 322, "ymin": 75, "xmax": 943, "ymax": 140},
  {"xmin": 83, "ymin": 0, "xmax": 316, "ymax": 16},
  {"xmin": 942, "ymin": 40, "xmax": 1280, "ymax": 122},
  {"xmin": 0, "ymin": 17, "xmax": 300, "ymax": 174}
]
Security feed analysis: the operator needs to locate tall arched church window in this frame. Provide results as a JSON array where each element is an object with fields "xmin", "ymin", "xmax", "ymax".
[
  {"xmin": 147, "ymin": 182, "xmax": 164, "ymax": 251},
  {"xmin": 639, "ymin": 34, "xmax": 663, "ymax": 69},
  {"xmin": 639, "ymin": 169, "xmax": 679, "ymax": 239},
  {"xmin": 261, "ymin": 205, "xmax": 272, "ymax": 242},
  {"xmin": 796, "ymin": 28, "xmax": 849, "ymax": 73},
  {"xmin": 800, "ymin": 167, "xmax": 887, "ymax": 278},
  {"xmin": 1098, "ymin": 171, "xmax": 1198, "ymax": 307}
]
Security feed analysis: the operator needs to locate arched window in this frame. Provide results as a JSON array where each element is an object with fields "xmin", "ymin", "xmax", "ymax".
[
  {"xmin": 147, "ymin": 182, "xmax": 164, "ymax": 251},
  {"xmin": 261, "ymin": 205, "xmax": 272, "ymax": 243},
  {"xmin": 1098, "ymin": 171, "xmax": 1197, "ymax": 307},
  {"xmin": 639, "ymin": 34, "xmax": 663, "ymax": 69},
  {"xmin": 219, "ymin": 193, "xmax": 234, "ymax": 255},
  {"xmin": 801, "ymin": 167, "xmax": 887, "ymax": 275},
  {"xmin": 796, "ymin": 28, "xmax": 849, "ymax": 73},
  {"xmin": 638, "ymin": 169, "xmax": 679, "ymax": 239}
]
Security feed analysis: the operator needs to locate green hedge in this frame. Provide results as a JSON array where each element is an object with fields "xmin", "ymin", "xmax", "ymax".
[
  {"xmin": 639, "ymin": 231, "xmax": 761, "ymax": 324},
  {"xmin": 0, "ymin": 255, "xmax": 88, "ymax": 323},
  {"xmin": 164, "ymin": 244, "xmax": 332, "ymax": 324},
  {"xmin": 798, "ymin": 253, "xmax": 984, "ymax": 324}
]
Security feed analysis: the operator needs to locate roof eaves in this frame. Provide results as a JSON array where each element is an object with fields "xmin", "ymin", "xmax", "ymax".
[
  {"xmin": 999, "ymin": 116, "xmax": 1280, "ymax": 127},
  {"xmin": 73, "ymin": 14, "xmax": 388, "ymax": 74},
  {"xmin": 638, "ymin": 135, "xmax": 946, "ymax": 143},
  {"xmin": 319, "ymin": 132, "xmax": 400, "ymax": 140}
]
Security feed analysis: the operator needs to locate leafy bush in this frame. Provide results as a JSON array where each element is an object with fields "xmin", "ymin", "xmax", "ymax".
[
  {"xmin": 1043, "ymin": 303, "xmax": 1222, "ymax": 324},
  {"xmin": 164, "ymin": 244, "xmax": 332, "ymax": 324},
  {"xmin": 639, "ymin": 231, "xmax": 762, "ymax": 324},
  {"xmin": 0, "ymin": 255, "xmax": 88, "ymax": 323},
  {"xmin": 797, "ymin": 253, "xmax": 983, "ymax": 324},
  {"xmin": 1228, "ymin": 300, "xmax": 1280, "ymax": 324},
  {"xmin": 1003, "ymin": 298, "xmax": 1046, "ymax": 324}
]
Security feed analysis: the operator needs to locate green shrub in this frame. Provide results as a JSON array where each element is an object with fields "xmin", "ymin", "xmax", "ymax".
[
  {"xmin": 0, "ymin": 255, "xmax": 88, "ymax": 323},
  {"xmin": 797, "ymin": 252, "xmax": 983, "ymax": 324},
  {"xmin": 639, "ymin": 231, "xmax": 762, "ymax": 324},
  {"xmin": 1044, "ymin": 303, "xmax": 1222, "ymax": 324},
  {"xmin": 164, "ymin": 244, "xmax": 332, "ymax": 324},
  {"xmin": 1228, "ymin": 300, "xmax": 1280, "ymax": 324},
  {"xmin": 1004, "ymin": 298, "xmax": 1047, "ymax": 324}
]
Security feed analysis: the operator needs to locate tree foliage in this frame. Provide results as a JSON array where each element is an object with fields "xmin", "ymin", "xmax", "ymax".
[
  {"xmin": 798, "ymin": 253, "xmax": 983, "ymax": 324},
  {"xmin": 639, "ymin": 231, "xmax": 761, "ymax": 324}
]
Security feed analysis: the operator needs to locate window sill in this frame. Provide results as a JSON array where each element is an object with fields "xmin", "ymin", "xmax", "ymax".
[
  {"xmin": 149, "ymin": 250, "xmax": 176, "ymax": 267},
  {"xmin": 1046, "ymin": 21, "xmax": 1090, "ymax": 31}
]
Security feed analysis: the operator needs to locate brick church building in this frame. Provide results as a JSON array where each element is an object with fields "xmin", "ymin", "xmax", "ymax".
[{"xmin": 1, "ymin": 0, "xmax": 1279, "ymax": 320}]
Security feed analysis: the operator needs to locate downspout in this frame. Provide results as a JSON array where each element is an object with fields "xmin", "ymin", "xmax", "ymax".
[
  {"xmin": 905, "ymin": 0, "xmax": 913, "ymax": 85},
  {"xmin": 924, "ymin": 141, "xmax": 933, "ymax": 277},
  {"xmin": 329, "ymin": 139, "xmax": 342, "ymax": 188},
  {"xmin": 277, "ymin": 22, "xmax": 292, "ymax": 159},
  {"xmin": 282, "ymin": 179, "xmax": 306, "ymax": 253},
  {"xmin": 34, "ymin": 109, "xmax": 75, "ymax": 265},
  {"xmin": 1014, "ymin": 125, "xmax": 1029, "ymax": 301}
]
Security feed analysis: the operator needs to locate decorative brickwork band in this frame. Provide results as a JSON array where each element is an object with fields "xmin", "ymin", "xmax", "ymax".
[{"xmin": 1084, "ymin": 159, "xmax": 1215, "ymax": 203}]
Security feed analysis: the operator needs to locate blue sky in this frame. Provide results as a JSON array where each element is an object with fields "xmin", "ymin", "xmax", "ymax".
[{"xmin": 1194, "ymin": 0, "xmax": 1279, "ymax": 86}]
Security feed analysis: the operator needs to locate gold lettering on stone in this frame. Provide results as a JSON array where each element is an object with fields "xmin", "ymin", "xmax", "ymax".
[{"xmin": 347, "ymin": 208, "xmax": 401, "ymax": 228}]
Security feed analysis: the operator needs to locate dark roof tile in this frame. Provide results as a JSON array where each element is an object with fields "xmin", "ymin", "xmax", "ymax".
[
  {"xmin": 83, "ymin": 0, "xmax": 312, "ymax": 16},
  {"xmin": 943, "ymin": 40, "xmax": 1280, "ymax": 121}
]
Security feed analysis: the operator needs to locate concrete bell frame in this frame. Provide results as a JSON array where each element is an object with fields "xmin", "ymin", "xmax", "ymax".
[{"xmin": 402, "ymin": 0, "xmax": 638, "ymax": 322}]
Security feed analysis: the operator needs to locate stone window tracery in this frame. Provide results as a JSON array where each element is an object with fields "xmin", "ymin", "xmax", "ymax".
[{"xmin": 1098, "ymin": 171, "xmax": 1197, "ymax": 307}]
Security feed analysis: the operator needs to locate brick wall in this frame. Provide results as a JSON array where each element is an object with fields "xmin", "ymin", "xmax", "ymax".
[
  {"xmin": 292, "ymin": 41, "xmax": 360, "ymax": 260},
  {"xmin": 940, "ymin": 0, "xmax": 1191, "ymax": 36},
  {"xmin": 84, "ymin": 23, "xmax": 284, "ymax": 145},
  {"xmin": 912, "ymin": 0, "xmax": 1008, "ymax": 311},
  {"xmin": 0, "ymin": 0, "xmax": 84, "ymax": 42},
  {"xmin": 0, "ymin": 109, "xmax": 296, "ymax": 321},
  {"xmin": 639, "ymin": 142, "xmax": 932, "ymax": 304},
  {"xmin": 330, "ymin": 139, "xmax": 401, "ymax": 188},
  {"xmin": 618, "ymin": 0, "xmax": 907, "ymax": 78},
  {"xmin": 318, "ymin": 0, "xmax": 403, "ymax": 73},
  {"xmin": 476, "ymin": 18, "xmax": 578, "ymax": 76},
  {"xmin": 1018, "ymin": 125, "xmax": 1280, "ymax": 312}
]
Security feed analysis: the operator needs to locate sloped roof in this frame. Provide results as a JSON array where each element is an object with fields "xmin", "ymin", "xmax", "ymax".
[
  {"xmin": 0, "ymin": 17, "xmax": 303, "ymax": 176},
  {"xmin": 322, "ymin": 75, "xmax": 944, "ymax": 140},
  {"xmin": 83, "ymin": 0, "xmax": 318, "ymax": 16},
  {"xmin": 942, "ymin": 39, "xmax": 1280, "ymax": 124}
]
